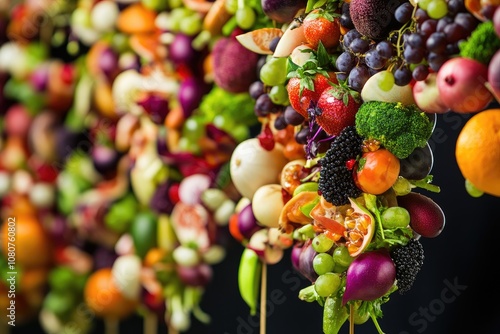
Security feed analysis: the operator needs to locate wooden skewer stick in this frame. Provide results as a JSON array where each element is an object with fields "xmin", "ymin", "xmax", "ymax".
[
  {"xmin": 1, "ymin": 321, "xmax": 10, "ymax": 334},
  {"xmin": 105, "ymin": 318, "xmax": 119, "ymax": 334},
  {"xmin": 349, "ymin": 304, "xmax": 354, "ymax": 334},
  {"xmin": 144, "ymin": 312, "xmax": 158, "ymax": 334},
  {"xmin": 168, "ymin": 324, "xmax": 180, "ymax": 334},
  {"xmin": 260, "ymin": 261, "xmax": 268, "ymax": 334}
]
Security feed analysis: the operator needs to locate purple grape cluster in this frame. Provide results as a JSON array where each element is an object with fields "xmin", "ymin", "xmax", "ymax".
[
  {"xmin": 337, "ymin": 0, "xmax": 480, "ymax": 88},
  {"xmin": 407, "ymin": 1, "xmax": 480, "ymax": 80}
]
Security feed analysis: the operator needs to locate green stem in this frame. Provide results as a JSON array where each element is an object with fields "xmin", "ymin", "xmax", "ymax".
[
  {"xmin": 370, "ymin": 313, "xmax": 385, "ymax": 334},
  {"xmin": 395, "ymin": 2, "xmax": 418, "ymax": 58},
  {"xmin": 409, "ymin": 180, "xmax": 441, "ymax": 193}
]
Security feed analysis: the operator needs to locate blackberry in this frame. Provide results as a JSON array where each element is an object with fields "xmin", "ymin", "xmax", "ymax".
[
  {"xmin": 390, "ymin": 238, "xmax": 425, "ymax": 294},
  {"xmin": 318, "ymin": 126, "xmax": 363, "ymax": 205}
]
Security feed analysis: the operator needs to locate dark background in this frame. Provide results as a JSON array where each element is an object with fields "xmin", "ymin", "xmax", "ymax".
[{"xmin": 12, "ymin": 111, "xmax": 499, "ymax": 334}]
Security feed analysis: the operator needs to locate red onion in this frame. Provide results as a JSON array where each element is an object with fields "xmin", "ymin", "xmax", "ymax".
[
  {"xmin": 291, "ymin": 243, "xmax": 302, "ymax": 270},
  {"xmin": 178, "ymin": 77, "xmax": 209, "ymax": 118},
  {"xmin": 168, "ymin": 33, "xmax": 196, "ymax": 64},
  {"xmin": 137, "ymin": 94, "xmax": 169, "ymax": 124},
  {"xmin": 30, "ymin": 66, "xmax": 50, "ymax": 92},
  {"xmin": 237, "ymin": 203, "xmax": 262, "ymax": 240},
  {"xmin": 177, "ymin": 263, "xmax": 213, "ymax": 287},
  {"xmin": 98, "ymin": 47, "xmax": 119, "ymax": 80},
  {"xmin": 297, "ymin": 240, "xmax": 319, "ymax": 283},
  {"xmin": 342, "ymin": 250, "xmax": 396, "ymax": 305}
]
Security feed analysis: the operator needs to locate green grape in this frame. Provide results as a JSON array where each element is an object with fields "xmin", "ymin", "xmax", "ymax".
[
  {"xmin": 314, "ymin": 273, "xmax": 341, "ymax": 298},
  {"xmin": 236, "ymin": 7, "xmax": 256, "ymax": 30},
  {"xmin": 377, "ymin": 70, "xmax": 395, "ymax": 92},
  {"xmin": 465, "ymin": 179, "xmax": 484, "ymax": 198},
  {"xmin": 171, "ymin": 6, "xmax": 193, "ymax": 18},
  {"xmin": 111, "ymin": 33, "xmax": 130, "ymax": 53},
  {"xmin": 268, "ymin": 84, "xmax": 289, "ymax": 105},
  {"xmin": 297, "ymin": 224, "xmax": 316, "ymax": 239},
  {"xmin": 260, "ymin": 57, "xmax": 288, "ymax": 86},
  {"xmin": 180, "ymin": 14, "xmax": 203, "ymax": 36},
  {"xmin": 313, "ymin": 253, "xmax": 335, "ymax": 275},
  {"xmin": 332, "ymin": 245, "xmax": 353, "ymax": 267},
  {"xmin": 418, "ymin": 0, "xmax": 433, "ymax": 10},
  {"xmin": 225, "ymin": 0, "xmax": 238, "ymax": 14},
  {"xmin": 141, "ymin": 0, "xmax": 168, "ymax": 11},
  {"xmin": 427, "ymin": 0, "xmax": 448, "ymax": 19},
  {"xmin": 331, "ymin": 262, "xmax": 348, "ymax": 274},
  {"xmin": 43, "ymin": 291, "xmax": 76, "ymax": 318},
  {"xmin": 170, "ymin": 7, "xmax": 193, "ymax": 32},
  {"xmin": 72, "ymin": 7, "xmax": 92, "ymax": 27},
  {"xmin": 182, "ymin": 116, "xmax": 206, "ymax": 141},
  {"xmin": 213, "ymin": 114, "xmax": 235, "ymax": 133},
  {"xmin": 228, "ymin": 124, "xmax": 250, "ymax": 143},
  {"xmin": 312, "ymin": 233, "xmax": 334, "ymax": 253},
  {"xmin": 293, "ymin": 182, "xmax": 319, "ymax": 196},
  {"xmin": 392, "ymin": 176, "xmax": 412, "ymax": 196},
  {"xmin": 381, "ymin": 206, "xmax": 410, "ymax": 229},
  {"xmin": 178, "ymin": 137, "xmax": 201, "ymax": 154},
  {"xmin": 168, "ymin": 0, "xmax": 183, "ymax": 9},
  {"xmin": 49, "ymin": 266, "xmax": 76, "ymax": 291}
]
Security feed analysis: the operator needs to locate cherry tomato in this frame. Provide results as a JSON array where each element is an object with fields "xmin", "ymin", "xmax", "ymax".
[{"xmin": 355, "ymin": 149, "xmax": 400, "ymax": 195}]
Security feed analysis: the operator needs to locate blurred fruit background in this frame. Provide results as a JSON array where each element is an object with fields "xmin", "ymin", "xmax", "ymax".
[
  {"xmin": 1, "ymin": 0, "xmax": 500, "ymax": 333},
  {"xmin": 8, "ymin": 111, "xmax": 500, "ymax": 334}
]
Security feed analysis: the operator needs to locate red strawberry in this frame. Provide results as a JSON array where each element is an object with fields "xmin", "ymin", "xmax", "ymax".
[
  {"xmin": 303, "ymin": 9, "xmax": 341, "ymax": 49},
  {"xmin": 287, "ymin": 73, "xmax": 337, "ymax": 118},
  {"xmin": 316, "ymin": 84, "xmax": 361, "ymax": 136}
]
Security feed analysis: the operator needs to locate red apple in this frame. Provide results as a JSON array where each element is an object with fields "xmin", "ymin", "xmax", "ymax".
[
  {"xmin": 494, "ymin": 6, "xmax": 500, "ymax": 37},
  {"xmin": 436, "ymin": 57, "xmax": 493, "ymax": 113},
  {"xmin": 413, "ymin": 73, "xmax": 449, "ymax": 114},
  {"xmin": 4, "ymin": 104, "xmax": 32, "ymax": 137},
  {"xmin": 487, "ymin": 49, "xmax": 500, "ymax": 101}
]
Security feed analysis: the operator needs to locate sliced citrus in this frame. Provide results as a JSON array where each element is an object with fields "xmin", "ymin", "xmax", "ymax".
[{"xmin": 278, "ymin": 191, "xmax": 317, "ymax": 233}]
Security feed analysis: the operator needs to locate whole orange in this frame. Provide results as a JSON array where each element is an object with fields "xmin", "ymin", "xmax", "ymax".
[
  {"xmin": 456, "ymin": 109, "xmax": 500, "ymax": 196},
  {"xmin": 84, "ymin": 268, "xmax": 138, "ymax": 320},
  {"xmin": 1, "ymin": 215, "xmax": 52, "ymax": 268}
]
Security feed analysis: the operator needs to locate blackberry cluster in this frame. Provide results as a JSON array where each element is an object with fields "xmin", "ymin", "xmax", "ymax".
[
  {"xmin": 318, "ymin": 126, "xmax": 363, "ymax": 206},
  {"xmin": 391, "ymin": 238, "xmax": 425, "ymax": 294}
]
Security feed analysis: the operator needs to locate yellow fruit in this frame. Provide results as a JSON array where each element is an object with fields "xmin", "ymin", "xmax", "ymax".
[{"xmin": 456, "ymin": 109, "xmax": 500, "ymax": 196}]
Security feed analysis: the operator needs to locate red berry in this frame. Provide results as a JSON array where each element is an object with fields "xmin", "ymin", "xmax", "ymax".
[
  {"xmin": 168, "ymin": 183, "xmax": 181, "ymax": 204},
  {"xmin": 287, "ymin": 74, "xmax": 336, "ymax": 118},
  {"xmin": 316, "ymin": 85, "xmax": 361, "ymax": 136},
  {"xmin": 345, "ymin": 159, "xmax": 357, "ymax": 170},
  {"xmin": 257, "ymin": 124, "xmax": 275, "ymax": 151},
  {"xmin": 303, "ymin": 9, "xmax": 341, "ymax": 49}
]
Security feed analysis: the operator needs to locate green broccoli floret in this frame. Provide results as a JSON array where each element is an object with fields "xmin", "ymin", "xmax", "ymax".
[
  {"xmin": 355, "ymin": 101, "xmax": 433, "ymax": 159},
  {"xmin": 198, "ymin": 86, "xmax": 257, "ymax": 126},
  {"xmin": 459, "ymin": 20, "xmax": 500, "ymax": 65}
]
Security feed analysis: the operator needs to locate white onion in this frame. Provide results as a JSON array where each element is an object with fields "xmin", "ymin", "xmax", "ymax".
[
  {"xmin": 111, "ymin": 254, "xmax": 142, "ymax": 300},
  {"xmin": 178, "ymin": 173, "xmax": 211, "ymax": 205},
  {"xmin": 230, "ymin": 138, "xmax": 288, "ymax": 199},
  {"xmin": 173, "ymin": 246, "xmax": 200, "ymax": 267},
  {"xmin": 91, "ymin": 1, "xmax": 119, "ymax": 32},
  {"xmin": 29, "ymin": 182, "xmax": 56, "ymax": 209}
]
